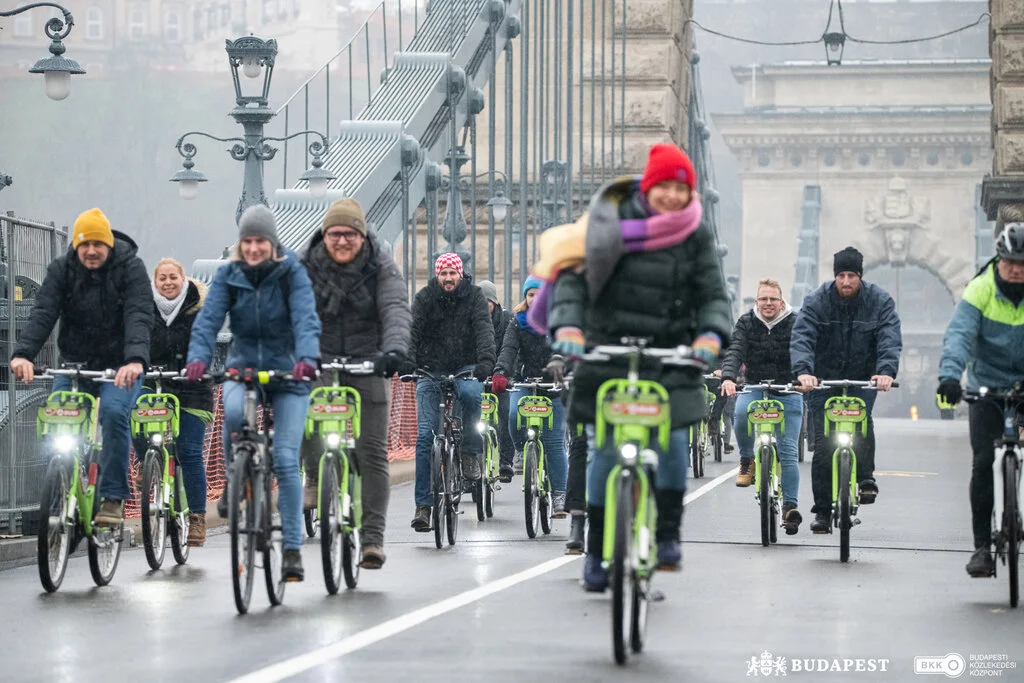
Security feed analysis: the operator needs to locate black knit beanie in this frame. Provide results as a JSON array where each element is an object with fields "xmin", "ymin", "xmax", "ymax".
[{"xmin": 833, "ymin": 246, "xmax": 863, "ymax": 277}]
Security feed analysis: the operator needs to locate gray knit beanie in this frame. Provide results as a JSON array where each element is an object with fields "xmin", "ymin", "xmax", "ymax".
[
  {"xmin": 238, "ymin": 204, "xmax": 279, "ymax": 246},
  {"xmin": 479, "ymin": 280, "xmax": 499, "ymax": 305}
]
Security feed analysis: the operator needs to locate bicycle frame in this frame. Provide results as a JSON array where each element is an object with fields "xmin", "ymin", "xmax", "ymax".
[
  {"xmin": 822, "ymin": 388, "xmax": 868, "ymax": 510},
  {"xmin": 746, "ymin": 393, "xmax": 785, "ymax": 497},
  {"xmin": 516, "ymin": 384, "xmax": 557, "ymax": 493},
  {"xmin": 131, "ymin": 374, "xmax": 187, "ymax": 515},
  {"xmin": 305, "ymin": 376, "xmax": 363, "ymax": 534}
]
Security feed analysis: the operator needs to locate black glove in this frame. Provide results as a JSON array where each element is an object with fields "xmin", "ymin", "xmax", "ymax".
[
  {"xmin": 474, "ymin": 362, "xmax": 493, "ymax": 382},
  {"xmin": 937, "ymin": 378, "xmax": 962, "ymax": 406},
  {"xmin": 545, "ymin": 355, "xmax": 566, "ymax": 383},
  {"xmin": 374, "ymin": 351, "xmax": 407, "ymax": 378}
]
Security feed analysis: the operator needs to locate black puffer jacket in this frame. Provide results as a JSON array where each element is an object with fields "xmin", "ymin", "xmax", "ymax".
[
  {"xmin": 302, "ymin": 230, "xmax": 411, "ymax": 361},
  {"xmin": 410, "ymin": 276, "xmax": 496, "ymax": 375},
  {"xmin": 148, "ymin": 279, "xmax": 214, "ymax": 412},
  {"xmin": 13, "ymin": 231, "xmax": 152, "ymax": 369},
  {"xmin": 720, "ymin": 307, "xmax": 796, "ymax": 384},
  {"xmin": 495, "ymin": 314, "xmax": 554, "ymax": 381}
]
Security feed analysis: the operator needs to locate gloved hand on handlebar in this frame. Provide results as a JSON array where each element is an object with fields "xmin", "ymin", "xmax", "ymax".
[
  {"xmin": 373, "ymin": 350, "xmax": 407, "ymax": 378},
  {"xmin": 291, "ymin": 360, "xmax": 318, "ymax": 381},
  {"xmin": 473, "ymin": 363, "xmax": 493, "ymax": 382},
  {"xmin": 937, "ymin": 378, "xmax": 962, "ymax": 406},
  {"xmin": 490, "ymin": 373, "xmax": 508, "ymax": 394},
  {"xmin": 545, "ymin": 355, "xmax": 566, "ymax": 384},
  {"xmin": 551, "ymin": 327, "xmax": 586, "ymax": 361},
  {"xmin": 184, "ymin": 361, "xmax": 207, "ymax": 382},
  {"xmin": 691, "ymin": 332, "xmax": 722, "ymax": 369}
]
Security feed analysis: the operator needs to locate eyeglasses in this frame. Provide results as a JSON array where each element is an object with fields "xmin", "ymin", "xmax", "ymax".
[
  {"xmin": 325, "ymin": 230, "xmax": 363, "ymax": 244},
  {"xmin": 756, "ymin": 297, "xmax": 782, "ymax": 303}
]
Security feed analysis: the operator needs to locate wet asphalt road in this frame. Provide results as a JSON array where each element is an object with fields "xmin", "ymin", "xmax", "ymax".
[{"xmin": 1, "ymin": 418, "xmax": 1021, "ymax": 683}]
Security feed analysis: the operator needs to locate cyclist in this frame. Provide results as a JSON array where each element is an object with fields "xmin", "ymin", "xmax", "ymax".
[
  {"xmin": 536, "ymin": 142, "xmax": 732, "ymax": 589},
  {"xmin": 491, "ymin": 275, "xmax": 569, "ymax": 515},
  {"xmin": 708, "ymin": 372, "xmax": 736, "ymax": 455},
  {"xmin": 409, "ymin": 253, "xmax": 495, "ymax": 532},
  {"xmin": 480, "ymin": 279, "xmax": 516, "ymax": 481},
  {"xmin": 720, "ymin": 278, "xmax": 803, "ymax": 534},
  {"xmin": 937, "ymin": 221, "xmax": 1024, "ymax": 578},
  {"xmin": 790, "ymin": 246, "xmax": 902, "ymax": 533},
  {"xmin": 300, "ymin": 198, "xmax": 411, "ymax": 569},
  {"xmin": 11, "ymin": 208, "xmax": 152, "ymax": 527},
  {"xmin": 142, "ymin": 258, "xmax": 214, "ymax": 545},
  {"xmin": 185, "ymin": 205, "xmax": 322, "ymax": 582}
]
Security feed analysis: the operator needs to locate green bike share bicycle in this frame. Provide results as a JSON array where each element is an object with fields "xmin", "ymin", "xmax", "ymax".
[
  {"xmin": 131, "ymin": 368, "xmax": 192, "ymax": 570},
  {"xmin": 36, "ymin": 365, "xmax": 124, "ymax": 592},
  {"xmin": 477, "ymin": 381, "xmax": 502, "ymax": 520},
  {"xmin": 582, "ymin": 338, "xmax": 705, "ymax": 665},
  {"xmin": 740, "ymin": 382, "xmax": 800, "ymax": 547},
  {"xmin": 509, "ymin": 378, "xmax": 563, "ymax": 538},
  {"xmin": 305, "ymin": 360, "xmax": 375, "ymax": 594},
  {"xmin": 691, "ymin": 374, "xmax": 723, "ymax": 477},
  {"xmin": 813, "ymin": 379, "xmax": 897, "ymax": 563}
]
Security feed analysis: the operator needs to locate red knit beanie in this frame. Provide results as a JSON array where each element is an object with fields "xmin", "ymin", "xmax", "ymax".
[{"xmin": 640, "ymin": 143, "xmax": 697, "ymax": 195}]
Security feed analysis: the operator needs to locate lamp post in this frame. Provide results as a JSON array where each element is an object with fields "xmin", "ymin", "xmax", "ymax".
[
  {"xmin": 438, "ymin": 147, "xmax": 513, "ymax": 265},
  {"xmin": 1, "ymin": 3, "xmax": 85, "ymax": 100},
  {"xmin": 169, "ymin": 36, "xmax": 335, "ymax": 223}
]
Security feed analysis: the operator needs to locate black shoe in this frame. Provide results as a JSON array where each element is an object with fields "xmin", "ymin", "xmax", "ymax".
[
  {"xmin": 461, "ymin": 453, "xmax": 482, "ymax": 480},
  {"xmin": 217, "ymin": 485, "xmax": 228, "ymax": 518},
  {"xmin": 782, "ymin": 503, "xmax": 802, "ymax": 535},
  {"xmin": 724, "ymin": 443, "xmax": 735, "ymax": 454},
  {"xmin": 565, "ymin": 515, "xmax": 585, "ymax": 555},
  {"xmin": 282, "ymin": 549, "xmax": 304, "ymax": 582},
  {"xmin": 499, "ymin": 466, "xmax": 514, "ymax": 483},
  {"xmin": 810, "ymin": 512, "xmax": 831, "ymax": 534},
  {"xmin": 858, "ymin": 479, "xmax": 878, "ymax": 504},
  {"xmin": 966, "ymin": 547, "xmax": 995, "ymax": 578},
  {"xmin": 411, "ymin": 505, "xmax": 431, "ymax": 532}
]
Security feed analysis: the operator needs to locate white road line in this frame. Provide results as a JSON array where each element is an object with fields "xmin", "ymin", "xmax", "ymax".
[{"xmin": 227, "ymin": 467, "xmax": 737, "ymax": 683}]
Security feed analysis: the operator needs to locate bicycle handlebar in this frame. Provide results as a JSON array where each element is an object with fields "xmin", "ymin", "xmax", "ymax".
[
  {"xmin": 965, "ymin": 388, "xmax": 1024, "ymax": 403},
  {"xmin": 583, "ymin": 344, "xmax": 705, "ymax": 369},
  {"xmin": 508, "ymin": 378, "xmax": 565, "ymax": 393},
  {"xmin": 187, "ymin": 370, "xmax": 307, "ymax": 384},
  {"xmin": 400, "ymin": 369, "xmax": 475, "ymax": 383},
  {"xmin": 815, "ymin": 379, "xmax": 900, "ymax": 390},
  {"xmin": 741, "ymin": 382, "xmax": 799, "ymax": 394},
  {"xmin": 320, "ymin": 361, "xmax": 375, "ymax": 376},
  {"xmin": 41, "ymin": 368, "xmax": 117, "ymax": 380}
]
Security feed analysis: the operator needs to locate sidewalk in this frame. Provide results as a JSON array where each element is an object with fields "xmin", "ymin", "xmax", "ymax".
[{"xmin": 0, "ymin": 458, "xmax": 416, "ymax": 568}]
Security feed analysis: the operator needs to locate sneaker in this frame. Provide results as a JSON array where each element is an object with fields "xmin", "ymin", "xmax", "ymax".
[
  {"xmin": 552, "ymin": 491, "xmax": 568, "ymax": 519},
  {"xmin": 303, "ymin": 477, "xmax": 318, "ymax": 510},
  {"xmin": 461, "ymin": 453, "xmax": 482, "ymax": 480},
  {"xmin": 858, "ymin": 479, "xmax": 878, "ymax": 504},
  {"xmin": 810, "ymin": 512, "xmax": 831, "ymax": 534},
  {"xmin": 499, "ymin": 466, "xmax": 514, "ymax": 483},
  {"xmin": 360, "ymin": 544, "xmax": 386, "ymax": 569},
  {"xmin": 282, "ymin": 549, "xmax": 304, "ymax": 582},
  {"xmin": 656, "ymin": 541, "xmax": 682, "ymax": 571},
  {"xmin": 582, "ymin": 554, "xmax": 608, "ymax": 592},
  {"xmin": 94, "ymin": 499, "xmax": 124, "ymax": 526},
  {"xmin": 411, "ymin": 505, "xmax": 431, "ymax": 532},
  {"xmin": 782, "ymin": 503, "xmax": 802, "ymax": 536},
  {"xmin": 187, "ymin": 512, "xmax": 207, "ymax": 546},
  {"xmin": 735, "ymin": 458, "xmax": 754, "ymax": 487},
  {"xmin": 966, "ymin": 547, "xmax": 995, "ymax": 578},
  {"xmin": 565, "ymin": 514, "xmax": 585, "ymax": 555},
  {"xmin": 724, "ymin": 443, "xmax": 735, "ymax": 454}
]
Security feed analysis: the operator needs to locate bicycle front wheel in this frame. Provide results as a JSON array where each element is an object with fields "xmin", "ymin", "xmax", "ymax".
[
  {"xmin": 690, "ymin": 429, "xmax": 704, "ymax": 479},
  {"xmin": 229, "ymin": 451, "xmax": 257, "ymax": 614},
  {"xmin": 838, "ymin": 449, "xmax": 853, "ymax": 563},
  {"xmin": 342, "ymin": 468, "xmax": 361, "ymax": 589},
  {"xmin": 524, "ymin": 443, "xmax": 539, "ymax": 539},
  {"xmin": 759, "ymin": 447, "xmax": 772, "ymax": 547},
  {"xmin": 37, "ymin": 459, "xmax": 71, "ymax": 593},
  {"xmin": 320, "ymin": 457, "xmax": 343, "ymax": 595},
  {"xmin": 1003, "ymin": 454, "xmax": 1020, "ymax": 608},
  {"xmin": 263, "ymin": 471, "xmax": 286, "ymax": 606},
  {"xmin": 87, "ymin": 516, "xmax": 123, "ymax": 587},
  {"xmin": 445, "ymin": 444, "xmax": 460, "ymax": 546},
  {"xmin": 140, "ymin": 450, "xmax": 167, "ymax": 570},
  {"xmin": 431, "ymin": 439, "xmax": 444, "ymax": 549},
  {"xmin": 169, "ymin": 455, "xmax": 190, "ymax": 565},
  {"xmin": 611, "ymin": 472, "xmax": 635, "ymax": 665}
]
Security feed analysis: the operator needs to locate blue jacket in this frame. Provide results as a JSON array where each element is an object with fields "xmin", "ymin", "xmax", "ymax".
[
  {"xmin": 790, "ymin": 280, "xmax": 902, "ymax": 381},
  {"xmin": 187, "ymin": 250, "xmax": 321, "ymax": 387},
  {"xmin": 939, "ymin": 262, "xmax": 1024, "ymax": 391}
]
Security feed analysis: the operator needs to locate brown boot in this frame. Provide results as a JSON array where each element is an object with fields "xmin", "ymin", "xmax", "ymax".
[
  {"xmin": 94, "ymin": 499, "xmax": 124, "ymax": 526},
  {"xmin": 303, "ymin": 477, "xmax": 318, "ymax": 510},
  {"xmin": 735, "ymin": 458, "xmax": 754, "ymax": 487},
  {"xmin": 360, "ymin": 544, "xmax": 386, "ymax": 569},
  {"xmin": 187, "ymin": 513, "xmax": 207, "ymax": 546}
]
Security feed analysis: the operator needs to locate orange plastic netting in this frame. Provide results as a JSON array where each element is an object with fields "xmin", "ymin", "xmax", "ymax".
[{"xmin": 125, "ymin": 378, "xmax": 417, "ymax": 517}]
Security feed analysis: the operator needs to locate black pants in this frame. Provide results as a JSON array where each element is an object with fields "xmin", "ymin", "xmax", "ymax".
[
  {"xmin": 565, "ymin": 422, "xmax": 589, "ymax": 513},
  {"xmin": 807, "ymin": 388, "xmax": 877, "ymax": 515},
  {"xmin": 497, "ymin": 392, "xmax": 514, "ymax": 470},
  {"xmin": 710, "ymin": 392, "xmax": 735, "ymax": 447},
  {"xmin": 969, "ymin": 398, "xmax": 1005, "ymax": 549}
]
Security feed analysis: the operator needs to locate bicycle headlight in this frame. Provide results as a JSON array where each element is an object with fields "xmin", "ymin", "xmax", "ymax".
[
  {"xmin": 150, "ymin": 433, "xmax": 163, "ymax": 447},
  {"xmin": 325, "ymin": 433, "xmax": 342, "ymax": 449},
  {"xmin": 759, "ymin": 433, "xmax": 772, "ymax": 446},
  {"xmin": 476, "ymin": 421, "xmax": 486, "ymax": 434},
  {"xmin": 836, "ymin": 432, "xmax": 852, "ymax": 447},
  {"xmin": 621, "ymin": 443, "xmax": 639, "ymax": 462},
  {"xmin": 54, "ymin": 435, "xmax": 76, "ymax": 453},
  {"xmin": 527, "ymin": 428, "xmax": 537, "ymax": 440}
]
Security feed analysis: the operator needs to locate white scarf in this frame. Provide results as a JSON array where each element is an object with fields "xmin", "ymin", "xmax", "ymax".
[
  {"xmin": 754, "ymin": 302, "xmax": 794, "ymax": 330},
  {"xmin": 153, "ymin": 282, "xmax": 189, "ymax": 326}
]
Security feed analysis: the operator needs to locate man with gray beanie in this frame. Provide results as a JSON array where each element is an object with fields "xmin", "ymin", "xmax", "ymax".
[
  {"xmin": 300, "ymin": 197, "xmax": 411, "ymax": 569},
  {"xmin": 790, "ymin": 245, "xmax": 902, "ymax": 534},
  {"xmin": 479, "ymin": 280, "xmax": 516, "ymax": 481}
]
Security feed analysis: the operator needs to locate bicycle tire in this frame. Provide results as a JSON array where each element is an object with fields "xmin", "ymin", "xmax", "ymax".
[
  {"xmin": 475, "ymin": 475, "xmax": 485, "ymax": 522},
  {"xmin": 1004, "ymin": 454, "xmax": 1020, "ymax": 608},
  {"xmin": 37, "ymin": 459, "xmax": 71, "ymax": 593},
  {"xmin": 630, "ymin": 480, "xmax": 653, "ymax": 654},
  {"xmin": 714, "ymin": 427, "xmax": 723, "ymax": 463},
  {"xmin": 342, "ymin": 462, "xmax": 361, "ymax": 589},
  {"xmin": 445, "ymin": 442, "xmax": 460, "ymax": 546},
  {"xmin": 769, "ymin": 453, "xmax": 779, "ymax": 545},
  {"xmin": 838, "ymin": 449, "xmax": 852, "ymax": 563},
  {"xmin": 524, "ymin": 443, "xmax": 539, "ymax": 539},
  {"xmin": 321, "ymin": 457, "xmax": 343, "ymax": 595},
  {"xmin": 263, "ymin": 470, "xmax": 286, "ymax": 606},
  {"xmin": 612, "ymin": 473, "xmax": 634, "ymax": 665},
  {"xmin": 230, "ymin": 451, "xmax": 256, "ymax": 615},
  {"xmin": 431, "ymin": 439, "xmax": 444, "ymax": 549},
  {"xmin": 140, "ymin": 450, "xmax": 167, "ymax": 570},
  {"xmin": 759, "ymin": 446, "xmax": 772, "ymax": 547},
  {"xmin": 303, "ymin": 468, "xmax": 318, "ymax": 538},
  {"xmin": 87, "ymin": 517, "xmax": 122, "ymax": 587},
  {"xmin": 691, "ymin": 427, "xmax": 705, "ymax": 479},
  {"xmin": 798, "ymin": 425, "xmax": 806, "ymax": 463},
  {"xmin": 484, "ymin": 433, "xmax": 495, "ymax": 519},
  {"xmin": 169, "ymin": 454, "xmax": 190, "ymax": 565}
]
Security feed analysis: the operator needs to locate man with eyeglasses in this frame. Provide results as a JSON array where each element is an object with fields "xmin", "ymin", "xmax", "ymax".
[
  {"xmin": 300, "ymin": 198, "xmax": 412, "ymax": 569},
  {"xmin": 719, "ymin": 278, "xmax": 805, "ymax": 532},
  {"xmin": 790, "ymin": 246, "xmax": 902, "ymax": 534}
]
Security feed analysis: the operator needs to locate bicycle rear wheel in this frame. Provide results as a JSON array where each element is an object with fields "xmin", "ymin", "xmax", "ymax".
[
  {"xmin": 838, "ymin": 450, "xmax": 853, "ymax": 563},
  {"xmin": 431, "ymin": 440, "xmax": 444, "ymax": 549},
  {"xmin": 691, "ymin": 428, "xmax": 705, "ymax": 479},
  {"xmin": 475, "ymin": 476, "xmax": 485, "ymax": 522},
  {"xmin": 320, "ymin": 457, "xmax": 343, "ymax": 595},
  {"xmin": 611, "ymin": 473, "xmax": 634, "ymax": 665},
  {"xmin": 37, "ymin": 459, "xmax": 71, "ymax": 593},
  {"xmin": 524, "ymin": 443, "xmax": 539, "ymax": 539},
  {"xmin": 169, "ymin": 455, "xmax": 190, "ymax": 565},
  {"xmin": 1003, "ymin": 454, "xmax": 1020, "ymax": 608},
  {"xmin": 264, "ymin": 471, "xmax": 286, "ymax": 606},
  {"xmin": 484, "ymin": 431, "xmax": 496, "ymax": 518},
  {"xmin": 713, "ymin": 425, "xmax": 723, "ymax": 463},
  {"xmin": 759, "ymin": 447, "xmax": 772, "ymax": 547},
  {"xmin": 229, "ymin": 451, "xmax": 257, "ymax": 615},
  {"xmin": 140, "ymin": 451, "xmax": 167, "ymax": 570}
]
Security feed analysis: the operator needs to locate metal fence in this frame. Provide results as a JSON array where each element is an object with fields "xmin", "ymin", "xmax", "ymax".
[{"xmin": 0, "ymin": 212, "xmax": 67, "ymax": 535}]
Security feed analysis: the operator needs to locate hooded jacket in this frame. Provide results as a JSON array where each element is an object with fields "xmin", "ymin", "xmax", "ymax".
[
  {"xmin": 148, "ymin": 279, "xmax": 214, "ymax": 412},
  {"xmin": 491, "ymin": 304, "xmax": 513, "ymax": 358},
  {"xmin": 301, "ymin": 230, "xmax": 411, "ymax": 361},
  {"xmin": 495, "ymin": 314, "xmax": 554, "ymax": 381},
  {"xmin": 13, "ymin": 230, "xmax": 153, "ymax": 370},
  {"xmin": 410, "ymin": 276, "xmax": 496, "ymax": 375},
  {"xmin": 720, "ymin": 304, "xmax": 796, "ymax": 385}
]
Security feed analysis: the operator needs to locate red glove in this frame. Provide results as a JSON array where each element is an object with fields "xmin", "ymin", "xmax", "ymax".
[
  {"xmin": 490, "ymin": 373, "xmax": 508, "ymax": 394},
  {"xmin": 185, "ymin": 361, "xmax": 207, "ymax": 382},
  {"xmin": 291, "ymin": 361, "xmax": 318, "ymax": 381}
]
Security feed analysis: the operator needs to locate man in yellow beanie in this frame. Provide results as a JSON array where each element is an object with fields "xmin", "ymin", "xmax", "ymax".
[{"xmin": 11, "ymin": 207, "xmax": 152, "ymax": 526}]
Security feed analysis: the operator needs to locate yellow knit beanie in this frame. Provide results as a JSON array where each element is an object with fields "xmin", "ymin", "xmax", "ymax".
[{"xmin": 72, "ymin": 208, "xmax": 114, "ymax": 249}]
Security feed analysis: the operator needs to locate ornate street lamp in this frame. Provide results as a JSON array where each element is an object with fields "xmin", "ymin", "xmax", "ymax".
[
  {"xmin": 438, "ymin": 147, "xmax": 514, "ymax": 264},
  {"xmin": 1, "ymin": 3, "xmax": 85, "ymax": 100},
  {"xmin": 823, "ymin": 31, "xmax": 846, "ymax": 67}
]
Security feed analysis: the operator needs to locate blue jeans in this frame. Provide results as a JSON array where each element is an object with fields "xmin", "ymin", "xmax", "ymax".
[
  {"xmin": 177, "ymin": 412, "xmax": 208, "ymax": 514},
  {"xmin": 508, "ymin": 389, "xmax": 568, "ymax": 492},
  {"xmin": 586, "ymin": 425, "xmax": 689, "ymax": 506},
  {"xmin": 52, "ymin": 374, "xmax": 141, "ymax": 502},
  {"xmin": 222, "ymin": 382, "xmax": 308, "ymax": 550},
  {"xmin": 414, "ymin": 370, "xmax": 483, "ymax": 507},
  {"xmin": 735, "ymin": 390, "xmax": 803, "ymax": 506}
]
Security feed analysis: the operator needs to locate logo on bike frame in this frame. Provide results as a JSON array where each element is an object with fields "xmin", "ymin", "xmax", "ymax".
[
  {"xmin": 609, "ymin": 402, "xmax": 663, "ymax": 417},
  {"xmin": 521, "ymin": 405, "xmax": 551, "ymax": 414},
  {"xmin": 312, "ymin": 404, "xmax": 351, "ymax": 414},
  {"xmin": 481, "ymin": 402, "xmax": 492, "ymax": 411},
  {"xmin": 44, "ymin": 408, "xmax": 81, "ymax": 417},
  {"xmin": 830, "ymin": 409, "xmax": 863, "ymax": 417},
  {"xmin": 753, "ymin": 412, "xmax": 780, "ymax": 419},
  {"xmin": 136, "ymin": 408, "xmax": 169, "ymax": 417}
]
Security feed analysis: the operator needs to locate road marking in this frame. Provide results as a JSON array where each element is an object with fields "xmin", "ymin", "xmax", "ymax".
[
  {"xmin": 227, "ymin": 468, "xmax": 734, "ymax": 683},
  {"xmin": 874, "ymin": 470, "xmax": 937, "ymax": 477}
]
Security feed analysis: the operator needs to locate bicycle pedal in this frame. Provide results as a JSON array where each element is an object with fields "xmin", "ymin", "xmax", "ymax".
[{"xmin": 852, "ymin": 518, "xmax": 862, "ymax": 526}]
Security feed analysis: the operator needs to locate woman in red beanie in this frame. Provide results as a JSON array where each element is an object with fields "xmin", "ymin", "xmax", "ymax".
[{"xmin": 542, "ymin": 142, "xmax": 732, "ymax": 591}]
